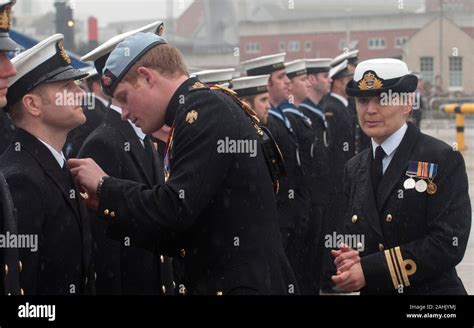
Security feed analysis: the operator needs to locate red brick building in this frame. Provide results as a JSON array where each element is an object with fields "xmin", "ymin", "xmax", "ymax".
[{"xmin": 238, "ymin": 0, "xmax": 474, "ymax": 63}]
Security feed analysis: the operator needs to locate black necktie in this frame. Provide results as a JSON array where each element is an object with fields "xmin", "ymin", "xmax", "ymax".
[
  {"xmin": 372, "ymin": 146, "xmax": 386, "ymax": 192},
  {"xmin": 144, "ymin": 136, "xmax": 154, "ymax": 159},
  {"xmin": 62, "ymin": 160, "xmax": 68, "ymax": 172},
  {"xmin": 143, "ymin": 136, "xmax": 156, "ymax": 183}
]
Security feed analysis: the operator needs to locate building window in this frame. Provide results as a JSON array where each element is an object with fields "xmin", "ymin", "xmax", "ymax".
[
  {"xmin": 368, "ymin": 38, "xmax": 386, "ymax": 50},
  {"xmin": 279, "ymin": 41, "xmax": 286, "ymax": 52},
  {"xmin": 420, "ymin": 57, "xmax": 434, "ymax": 84},
  {"xmin": 245, "ymin": 42, "xmax": 260, "ymax": 54},
  {"xmin": 288, "ymin": 40, "xmax": 300, "ymax": 52},
  {"xmin": 304, "ymin": 41, "xmax": 312, "ymax": 52},
  {"xmin": 449, "ymin": 57, "xmax": 463, "ymax": 88},
  {"xmin": 395, "ymin": 36, "xmax": 408, "ymax": 48}
]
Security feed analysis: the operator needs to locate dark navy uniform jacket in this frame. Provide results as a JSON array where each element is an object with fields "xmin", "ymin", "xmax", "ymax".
[
  {"xmin": 97, "ymin": 78, "xmax": 298, "ymax": 295},
  {"xmin": 0, "ymin": 129, "xmax": 94, "ymax": 295},
  {"xmin": 343, "ymin": 123, "xmax": 471, "ymax": 295},
  {"xmin": 79, "ymin": 108, "xmax": 174, "ymax": 295}
]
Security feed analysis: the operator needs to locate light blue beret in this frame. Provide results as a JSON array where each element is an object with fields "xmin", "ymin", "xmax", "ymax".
[{"xmin": 101, "ymin": 32, "xmax": 168, "ymax": 96}]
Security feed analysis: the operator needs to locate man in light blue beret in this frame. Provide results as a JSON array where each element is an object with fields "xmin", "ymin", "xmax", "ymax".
[{"xmin": 69, "ymin": 32, "xmax": 298, "ymax": 295}]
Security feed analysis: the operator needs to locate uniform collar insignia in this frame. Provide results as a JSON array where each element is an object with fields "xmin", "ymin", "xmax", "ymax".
[
  {"xmin": 191, "ymin": 82, "xmax": 207, "ymax": 90},
  {"xmin": 186, "ymin": 109, "xmax": 198, "ymax": 124}
]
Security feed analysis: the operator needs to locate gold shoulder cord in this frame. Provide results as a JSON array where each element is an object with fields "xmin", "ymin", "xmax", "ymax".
[
  {"xmin": 211, "ymin": 85, "xmax": 281, "ymax": 193},
  {"xmin": 211, "ymin": 85, "xmax": 263, "ymax": 136}
]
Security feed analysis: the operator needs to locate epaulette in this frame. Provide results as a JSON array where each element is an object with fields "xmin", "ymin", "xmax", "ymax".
[{"xmin": 188, "ymin": 82, "xmax": 209, "ymax": 92}]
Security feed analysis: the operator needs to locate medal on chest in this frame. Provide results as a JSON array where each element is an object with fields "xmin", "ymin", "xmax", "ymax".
[
  {"xmin": 404, "ymin": 160, "xmax": 438, "ymax": 194},
  {"xmin": 164, "ymin": 124, "xmax": 176, "ymax": 183}
]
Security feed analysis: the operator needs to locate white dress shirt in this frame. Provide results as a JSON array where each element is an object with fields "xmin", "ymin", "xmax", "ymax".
[
  {"xmin": 38, "ymin": 139, "xmax": 67, "ymax": 168},
  {"xmin": 371, "ymin": 123, "xmax": 408, "ymax": 174},
  {"xmin": 95, "ymin": 95, "xmax": 110, "ymax": 107}
]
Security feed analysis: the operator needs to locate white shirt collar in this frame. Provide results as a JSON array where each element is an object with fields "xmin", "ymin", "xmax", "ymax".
[
  {"xmin": 330, "ymin": 92, "xmax": 349, "ymax": 107},
  {"xmin": 95, "ymin": 95, "xmax": 110, "ymax": 107},
  {"xmin": 371, "ymin": 123, "xmax": 408, "ymax": 159},
  {"xmin": 109, "ymin": 104, "xmax": 146, "ymax": 141},
  {"xmin": 38, "ymin": 138, "xmax": 66, "ymax": 168}
]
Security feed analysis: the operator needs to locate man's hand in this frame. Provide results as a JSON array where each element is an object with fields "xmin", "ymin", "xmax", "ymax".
[
  {"xmin": 332, "ymin": 244, "xmax": 361, "ymax": 273},
  {"xmin": 67, "ymin": 158, "xmax": 108, "ymax": 196},
  {"xmin": 331, "ymin": 262, "xmax": 366, "ymax": 292}
]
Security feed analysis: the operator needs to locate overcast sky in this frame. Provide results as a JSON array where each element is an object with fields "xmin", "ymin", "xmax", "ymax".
[
  {"xmin": 20, "ymin": 0, "xmax": 194, "ymax": 26},
  {"xmin": 19, "ymin": 0, "xmax": 429, "ymax": 26}
]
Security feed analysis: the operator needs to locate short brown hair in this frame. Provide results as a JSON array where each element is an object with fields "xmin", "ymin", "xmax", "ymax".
[
  {"xmin": 8, "ymin": 84, "xmax": 51, "ymax": 124},
  {"xmin": 241, "ymin": 95, "xmax": 257, "ymax": 108},
  {"xmin": 123, "ymin": 44, "xmax": 189, "ymax": 84},
  {"xmin": 8, "ymin": 100, "xmax": 24, "ymax": 124}
]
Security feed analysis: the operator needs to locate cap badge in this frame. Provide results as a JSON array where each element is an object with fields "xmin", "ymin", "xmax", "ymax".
[
  {"xmin": 58, "ymin": 42, "xmax": 71, "ymax": 65},
  {"xmin": 158, "ymin": 25, "xmax": 165, "ymax": 36},
  {"xmin": 102, "ymin": 75, "xmax": 112, "ymax": 87},
  {"xmin": 256, "ymin": 85, "xmax": 267, "ymax": 93},
  {"xmin": 0, "ymin": 6, "xmax": 11, "ymax": 30},
  {"xmin": 186, "ymin": 110, "xmax": 198, "ymax": 124},
  {"xmin": 272, "ymin": 62, "xmax": 285, "ymax": 70},
  {"xmin": 358, "ymin": 71, "xmax": 383, "ymax": 91}
]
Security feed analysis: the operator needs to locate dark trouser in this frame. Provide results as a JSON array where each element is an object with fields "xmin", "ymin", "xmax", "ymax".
[
  {"xmin": 290, "ymin": 205, "xmax": 325, "ymax": 294},
  {"xmin": 319, "ymin": 194, "xmax": 345, "ymax": 293}
]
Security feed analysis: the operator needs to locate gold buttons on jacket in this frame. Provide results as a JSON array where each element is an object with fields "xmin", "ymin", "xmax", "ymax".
[
  {"xmin": 4, "ymin": 264, "xmax": 8, "ymax": 275},
  {"xmin": 351, "ymin": 215, "xmax": 358, "ymax": 224},
  {"xmin": 180, "ymin": 249, "xmax": 186, "ymax": 258},
  {"xmin": 103, "ymin": 209, "xmax": 116, "ymax": 218},
  {"xmin": 386, "ymin": 214, "xmax": 393, "ymax": 223},
  {"xmin": 379, "ymin": 243, "xmax": 385, "ymax": 251},
  {"xmin": 19, "ymin": 261, "xmax": 23, "ymax": 273}
]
